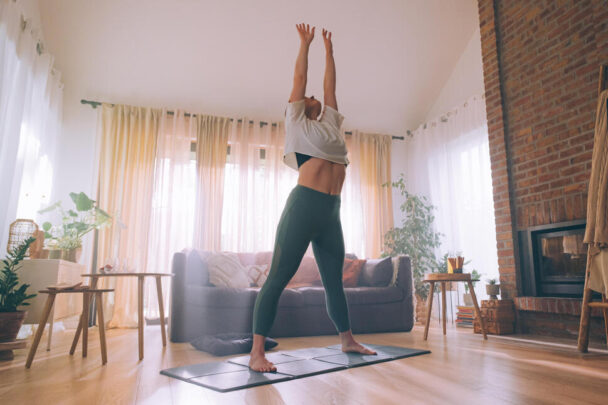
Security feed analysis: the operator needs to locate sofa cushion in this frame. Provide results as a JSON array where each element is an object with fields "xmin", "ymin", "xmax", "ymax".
[
  {"xmin": 297, "ymin": 286, "xmax": 403, "ymax": 306},
  {"xmin": 185, "ymin": 285, "xmax": 304, "ymax": 308},
  {"xmin": 358, "ymin": 257, "xmax": 393, "ymax": 287},
  {"xmin": 185, "ymin": 249, "xmax": 212, "ymax": 286}
]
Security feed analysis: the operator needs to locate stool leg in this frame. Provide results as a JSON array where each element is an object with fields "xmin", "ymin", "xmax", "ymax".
[
  {"xmin": 25, "ymin": 294, "xmax": 55, "ymax": 368},
  {"xmin": 423, "ymin": 282, "xmax": 435, "ymax": 341},
  {"xmin": 155, "ymin": 276, "xmax": 167, "ymax": 347},
  {"xmin": 138, "ymin": 276, "xmax": 144, "ymax": 360},
  {"xmin": 70, "ymin": 313, "xmax": 83, "ymax": 355},
  {"xmin": 96, "ymin": 292, "xmax": 107, "ymax": 365},
  {"xmin": 441, "ymin": 282, "xmax": 447, "ymax": 335},
  {"xmin": 468, "ymin": 281, "xmax": 487, "ymax": 340},
  {"xmin": 82, "ymin": 292, "xmax": 90, "ymax": 357}
]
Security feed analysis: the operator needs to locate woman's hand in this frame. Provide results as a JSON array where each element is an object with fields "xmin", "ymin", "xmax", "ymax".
[
  {"xmin": 322, "ymin": 29, "xmax": 333, "ymax": 53},
  {"xmin": 296, "ymin": 23, "xmax": 315, "ymax": 45}
]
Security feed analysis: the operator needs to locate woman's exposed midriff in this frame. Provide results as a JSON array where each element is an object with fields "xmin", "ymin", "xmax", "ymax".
[{"xmin": 297, "ymin": 157, "xmax": 346, "ymax": 195}]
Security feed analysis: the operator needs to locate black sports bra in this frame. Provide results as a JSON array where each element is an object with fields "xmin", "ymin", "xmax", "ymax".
[{"xmin": 295, "ymin": 152, "xmax": 349, "ymax": 169}]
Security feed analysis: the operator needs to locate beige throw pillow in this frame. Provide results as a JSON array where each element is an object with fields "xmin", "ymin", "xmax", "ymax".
[{"xmin": 207, "ymin": 252, "xmax": 250, "ymax": 288}]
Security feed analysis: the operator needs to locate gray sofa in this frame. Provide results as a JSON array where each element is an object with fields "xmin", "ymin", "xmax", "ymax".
[{"xmin": 169, "ymin": 249, "xmax": 414, "ymax": 343}]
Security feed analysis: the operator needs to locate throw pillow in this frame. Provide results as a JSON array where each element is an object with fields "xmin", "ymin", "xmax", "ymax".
[
  {"xmin": 342, "ymin": 258, "xmax": 367, "ymax": 287},
  {"xmin": 358, "ymin": 256, "xmax": 393, "ymax": 287},
  {"xmin": 207, "ymin": 252, "xmax": 250, "ymax": 288},
  {"xmin": 286, "ymin": 255, "xmax": 321, "ymax": 288},
  {"xmin": 246, "ymin": 264, "xmax": 269, "ymax": 287},
  {"xmin": 191, "ymin": 332, "xmax": 278, "ymax": 356}
]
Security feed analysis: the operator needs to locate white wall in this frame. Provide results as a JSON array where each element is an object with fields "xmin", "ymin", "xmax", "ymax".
[{"xmin": 425, "ymin": 27, "xmax": 484, "ymax": 122}]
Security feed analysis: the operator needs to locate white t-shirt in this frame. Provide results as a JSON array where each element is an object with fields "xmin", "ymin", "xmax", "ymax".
[{"xmin": 283, "ymin": 99, "xmax": 350, "ymax": 171}]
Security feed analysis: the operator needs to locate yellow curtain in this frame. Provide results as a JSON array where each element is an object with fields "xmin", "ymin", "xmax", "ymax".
[
  {"xmin": 193, "ymin": 114, "xmax": 231, "ymax": 251},
  {"xmin": 97, "ymin": 104, "xmax": 160, "ymax": 328},
  {"xmin": 346, "ymin": 131, "xmax": 394, "ymax": 258}
]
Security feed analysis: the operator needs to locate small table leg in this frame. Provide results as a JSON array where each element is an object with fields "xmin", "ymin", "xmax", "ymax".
[
  {"xmin": 82, "ymin": 292, "xmax": 90, "ymax": 357},
  {"xmin": 468, "ymin": 281, "xmax": 487, "ymax": 340},
  {"xmin": 441, "ymin": 282, "xmax": 447, "ymax": 335},
  {"xmin": 70, "ymin": 313, "xmax": 83, "ymax": 355},
  {"xmin": 138, "ymin": 276, "xmax": 144, "ymax": 360},
  {"xmin": 96, "ymin": 292, "xmax": 108, "ymax": 365},
  {"xmin": 423, "ymin": 282, "xmax": 436, "ymax": 340},
  {"xmin": 25, "ymin": 293, "xmax": 56, "ymax": 369},
  {"xmin": 155, "ymin": 276, "xmax": 167, "ymax": 347},
  {"xmin": 46, "ymin": 306, "xmax": 55, "ymax": 351}
]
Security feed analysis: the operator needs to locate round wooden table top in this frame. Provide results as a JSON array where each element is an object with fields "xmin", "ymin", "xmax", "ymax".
[
  {"xmin": 39, "ymin": 288, "xmax": 115, "ymax": 294},
  {"xmin": 423, "ymin": 273, "xmax": 473, "ymax": 282},
  {"xmin": 81, "ymin": 273, "xmax": 174, "ymax": 278}
]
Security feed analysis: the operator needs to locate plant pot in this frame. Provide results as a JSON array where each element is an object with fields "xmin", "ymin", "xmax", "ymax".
[
  {"xmin": 48, "ymin": 249, "xmax": 62, "ymax": 259},
  {"xmin": 463, "ymin": 293, "xmax": 473, "ymax": 306},
  {"xmin": 0, "ymin": 311, "xmax": 27, "ymax": 342},
  {"xmin": 61, "ymin": 247, "xmax": 82, "ymax": 263},
  {"xmin": 486, "ymin": 284, "xmax": 500, "ymax": 299},
  {"xmin": 415, "ymin": 294, "xmax": 428, "ymax": 325}
]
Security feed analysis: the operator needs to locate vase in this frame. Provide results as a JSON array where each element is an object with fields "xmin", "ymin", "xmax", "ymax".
[
  {"xmin": 61, "ymin": 247, "xmax": 82, "ymax": 263},
  {"xmin": 486, "ymin": 284, "xmax": 500, "ymax": 299},
  {"xmin": 48, "ymin": 249, "xmax": 62, "ymax": 259}
]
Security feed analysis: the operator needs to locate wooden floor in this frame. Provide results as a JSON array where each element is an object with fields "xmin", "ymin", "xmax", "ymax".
[{"xmin": 1, "ymin": 323, "xmax": 607, "ymax": 405}]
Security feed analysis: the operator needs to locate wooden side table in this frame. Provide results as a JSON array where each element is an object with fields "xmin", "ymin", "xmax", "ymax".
[
  {"xmin": 25, "ymin": 288, "xmax": 114, "ymax": 368},
  {"xmin": 423, "ymin": 273, "xmax": 487, "ymax": 340},
  {"xmin": 79, "ymin": 273, "xmax": 173, "ymax": 360}
]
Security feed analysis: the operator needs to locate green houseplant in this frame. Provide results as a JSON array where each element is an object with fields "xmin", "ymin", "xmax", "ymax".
[
  {"xmin": 486, "ymin": 278, "xmax": 500, "ymax": 299},
  {"xmin": 463, "ymin": 269, "xmax": 482, "ymax": 306},
  {"xmin": 0, "ymin": 237, "xmax": 37, "ymax": 347},
  {"xmin": 381, "ymin": 174, "xmax": 442, "ymax": 323},
  {"xmin": 38, "ymin": 192, "xmax": 111, "ymax": 262}
]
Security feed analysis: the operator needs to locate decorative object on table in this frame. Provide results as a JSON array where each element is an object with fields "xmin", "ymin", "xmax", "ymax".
[
  {"xmin": 0, "ymin": 237, "xmax": 37, "ymax": 360},
  {"xmin": 381, "ymin": 174, "xmax": 443, "ymax": 323},
  {"xmin": 25, "ymin": 286, "xmax": 114, "ymax": 368},
  {"xmin": 6, "ymin": 219, "xmax": 38, "ymax": 256},
  {"xmin": 448, "ymin": 255, "xmax": 464, "ymax": 274},
  {"xmin": 47, "ymin": 282, "xmax": 84, "ymax": 291},
  {"xmin": 28, "ymin": 230, "xmax": 45, "ymax": 259},
  {"xmin": 474, "ymin": 299, "xmax": 514, "ymax": 335},
  {"xmin": 463, "ymin": 269, "xmax": 482, "ymax": 306},
  {"xmin": 485, "ymin": 278, "xmax": 500, "ymax": 299},
  {"xmin": 38, "ymin": 192, "xmax": 112, "ymax": 263},
  {"xmin": 190, "ymin": 332, "xmax": 278, "ymax": 356}
]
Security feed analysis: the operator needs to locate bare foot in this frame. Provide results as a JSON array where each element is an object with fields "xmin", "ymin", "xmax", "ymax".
[
  {"xmin": 341, "ymin": 342, "xmax": 377, "ymax": 355},
  {"xmin": 248, "ymin": 353, "xmax": 277, "ymax": 372}
]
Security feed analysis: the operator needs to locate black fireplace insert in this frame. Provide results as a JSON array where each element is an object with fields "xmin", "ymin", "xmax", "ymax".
[{"xmin": 519, "ymin": 219, "xmax": 587, "ymax": 297}]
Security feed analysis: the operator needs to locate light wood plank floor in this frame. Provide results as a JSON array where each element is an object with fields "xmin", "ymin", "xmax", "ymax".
[{"xmin": 1, "ymin": 324, "xmax": 607, "ymax": 405}]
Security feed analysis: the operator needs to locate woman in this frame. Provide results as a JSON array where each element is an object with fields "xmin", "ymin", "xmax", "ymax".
[{"xmin": 249, "ymin": 23, "xmax": 376, "ymax": 373}]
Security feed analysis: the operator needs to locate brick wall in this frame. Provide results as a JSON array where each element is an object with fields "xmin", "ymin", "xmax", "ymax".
[{"xmin": 477, "ymin": 0, "xmax": 607, "ymax": 338}]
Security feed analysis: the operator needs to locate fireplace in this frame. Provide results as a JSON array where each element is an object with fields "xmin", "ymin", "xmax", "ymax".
[{"xmin": 518, "ymin": 220, "xmax": 587, "ymax": 297}]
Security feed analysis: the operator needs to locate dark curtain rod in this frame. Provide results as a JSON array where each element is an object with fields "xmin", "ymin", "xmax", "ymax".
[{"xmin": 81, "ymin": 99, "xmax": 405, "ymax": 140}]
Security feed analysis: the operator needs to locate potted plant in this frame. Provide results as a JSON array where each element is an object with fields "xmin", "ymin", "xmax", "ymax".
[
  {"xmin": 381, "ymin": 174, "xmax": 442, "ymax": 325},
  {"xmin": 463, "ymin": 269, "xmax": 482, "ymax": 306},
  {"xmin": 486, "ymin": 278, "xmax": 500, "ymax": 299},
  {"xmin": 38, "ymin": 192, "xmax": 111, "ymax": 263},
  {"xmin": 0, "ymin": 237, "xmax": 37, "ymax": 353}
]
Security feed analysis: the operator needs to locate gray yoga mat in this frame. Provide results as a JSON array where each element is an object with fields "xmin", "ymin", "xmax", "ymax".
[{"xmin": 160, "ymin": 344, "xmax": 430, "ymax": 393}]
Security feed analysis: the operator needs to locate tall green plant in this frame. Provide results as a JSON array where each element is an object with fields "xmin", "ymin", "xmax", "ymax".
[
  {"xmin": 381, "ymin": 174, "xmax": 442, "ymax": 300},
  {"xmin": 0, "ymin": 237, "xmax": 37, "ymax": 312}
]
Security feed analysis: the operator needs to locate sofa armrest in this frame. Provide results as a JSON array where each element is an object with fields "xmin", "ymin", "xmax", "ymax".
[
  {"xmin": 393, "ymin": 255, "xmax": 413, "ymax": 296},
  {"xmin": 170, "ymin": 251, "xmax": 188, "ymax": 342}
]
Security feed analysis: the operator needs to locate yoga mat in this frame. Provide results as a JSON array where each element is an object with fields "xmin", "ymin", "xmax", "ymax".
[{"xmin": 160, "ymin": 344, "xmax": 430, "ymax": 393}]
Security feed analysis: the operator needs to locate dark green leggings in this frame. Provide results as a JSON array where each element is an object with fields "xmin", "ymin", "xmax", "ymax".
[{"xmin": 252, "ymin": 184, "xmax": 351, "ymax": 336}]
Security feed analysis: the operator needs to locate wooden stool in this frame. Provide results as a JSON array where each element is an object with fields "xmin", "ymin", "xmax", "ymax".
[
  {"xmin": 25, "ymin": 288, "xmax": 114, "ymax": 368},
  {"xmin": 423, "ymin": 273, "xmax": 487, "ymax": 340}
]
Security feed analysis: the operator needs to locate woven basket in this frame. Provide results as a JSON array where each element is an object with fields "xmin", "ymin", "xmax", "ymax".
[{"xmin": 7, "ymin": 219, "xmax": 39, "ymax": 255}]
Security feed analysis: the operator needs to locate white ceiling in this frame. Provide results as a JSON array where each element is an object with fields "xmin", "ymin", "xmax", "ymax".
[{"xmin": 38, "ymin": 0, "xmax": 479, "ymax": 135}]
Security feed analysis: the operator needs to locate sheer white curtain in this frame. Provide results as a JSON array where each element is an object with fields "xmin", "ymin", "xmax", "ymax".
[
  {"xmin": 145, "ymin": 111, "xmax": 195, "ymax": 317},
  {"xmin": 221, "ymin": 119, "xmax": 300, "ymax": 253},
  {"xmin": 0, "ymin": 0, "xmax": 63, "ymax": 249},
  {"xmin": 406, "ymin": 95, "xmax": 498, "ymax": 299}
]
